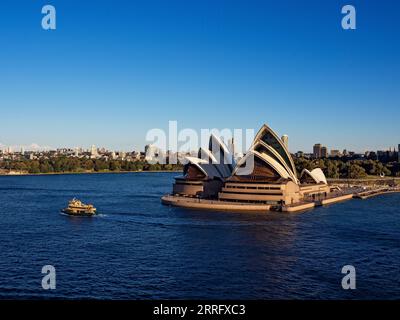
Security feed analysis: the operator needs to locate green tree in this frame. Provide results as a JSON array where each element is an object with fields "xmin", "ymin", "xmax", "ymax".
[
  {"xmin": 39, "ymin": 160, "xmax": 54, "ymax": 173},
  {"xmin": 325, "ymin": 160, "xmax": 339, "ymax": 178},
  {"xmin": 109, "ymin": 160, "xmax": 122, "ymax": 171},
  {"xmin": 348, "ymin": 164, "xmax": 367, "ymax": 179},
  {"xmin": 28, "ymin": 161, "xmax": 40, "ymax": 174},
  {"xmin": 94, "ymin": 159, "xmax": 108, "ymax": 172}
]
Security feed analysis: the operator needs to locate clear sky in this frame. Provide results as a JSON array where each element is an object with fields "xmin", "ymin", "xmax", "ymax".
[{"xmin": 0, "ymin": 0, "xmax": 399, "ymax": 153}]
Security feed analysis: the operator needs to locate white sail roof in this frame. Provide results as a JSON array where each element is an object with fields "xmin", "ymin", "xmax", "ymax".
[
  {"xmin": 184, "ymin": 124, "xmax": 327, "ymax": 186},
  {"xmin": 233, "ymin": 149, "xmax": 293, "ymax": 181},
  {"xmin": 209, "ymin": 134, "xmax": 233, "ymax": 166},
  {"xmin": 253, "ymin": 140, "xmax": 299, "ymax": 183},
  {"xmin": 252, "ymin": 124, "xmax": 297, "ymax": 179},
  {"xmin": 184, "ymin": 156, "xmax": 232, "ymax": 179},
  {"xmin": 198, "ymin": 147, "xmax": 218, "ymax": 163},
  {"xmin": 300, "ymin": 168, "xmax": 328, "ymax": 184}
]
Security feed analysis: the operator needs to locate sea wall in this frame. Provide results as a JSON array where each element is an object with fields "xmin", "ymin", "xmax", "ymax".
[{"xmin": 328, "ymin": 178, "xmax": 400, "ymax": 187}]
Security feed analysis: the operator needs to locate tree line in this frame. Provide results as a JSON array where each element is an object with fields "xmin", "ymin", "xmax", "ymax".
[
  {"xmin": 1, "ymin": 156, "xmax": 399, "ymax": 179},
  {"xmin": 0, "ymin": 157, "xmax": 183, "ymax": 174},
  {"xmin": 294, "ymin": 157, "xmax": 400, "ymax": 179}
]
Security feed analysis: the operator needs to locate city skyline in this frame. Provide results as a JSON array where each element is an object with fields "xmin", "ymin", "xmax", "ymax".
[
  {"xmin": 1, "ymin": 1, "xmax": 399, "ymax": 152},
  {"xmin": 1, "ymin": 139, "xmax": 399, "ymax": 156}
]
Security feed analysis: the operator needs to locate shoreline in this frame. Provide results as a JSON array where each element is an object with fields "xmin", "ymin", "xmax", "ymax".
[
  {"xmin": 328, "ymin": 177, "xmax": 400, "ymax": 182},
  {"xmin": 162, "ymin": 188, "xmax": 400, "ymax": 213},
  {"xmin": 1, "ymin": 171, "xmax": 399, "ymax": 182},
  {"xmin": 0, "ymin": 170, "xmax": 181, "ymax": 177}
]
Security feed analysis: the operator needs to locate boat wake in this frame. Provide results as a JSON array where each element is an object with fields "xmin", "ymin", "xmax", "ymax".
[{"xmin": 59, "ymin": 211, "xmax": 107, "ymax": 218}]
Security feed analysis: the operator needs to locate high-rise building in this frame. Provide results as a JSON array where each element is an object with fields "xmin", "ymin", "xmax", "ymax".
[
  {"xmin": 227, "ymin": 138, "xmax": 236, "ymax": 165},
  {"xmin": 90, "ymin": 145, "xmax": 98, "ymax": 158},
  {"xmin": 145, "ymin": 144, "xmax": 158, "ymax": 161},
  {"xmin": 313, "ymin": 144, "xmax": 322, "ymax": 158},
  {"xmin": 281, "ymin": 135, "xmax": 289, "ymax": 150},
  {"xmin": 321, "ymin": 146, "xmax": 328, "ymax": 158}
]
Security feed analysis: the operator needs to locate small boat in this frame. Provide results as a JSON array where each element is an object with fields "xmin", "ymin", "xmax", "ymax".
[{"xmin": 62, "ymin": 198, "xmax": 96, "ymax": 216}]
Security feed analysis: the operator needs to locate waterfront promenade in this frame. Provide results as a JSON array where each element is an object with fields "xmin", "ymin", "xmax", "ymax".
[{"xmin": 162, "ymin": 184, "xmax": 400, "ymax": 213}]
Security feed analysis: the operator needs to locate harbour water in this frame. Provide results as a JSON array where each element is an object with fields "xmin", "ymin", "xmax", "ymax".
[{"xmin": 0, "ymin": 172, "xmax": 399, "ymax": 299}]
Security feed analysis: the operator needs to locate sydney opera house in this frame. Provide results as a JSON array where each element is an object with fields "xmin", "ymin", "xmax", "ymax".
[{"xmin": 162, "ymin": 124, "xmax": 340, "ymax": 212}]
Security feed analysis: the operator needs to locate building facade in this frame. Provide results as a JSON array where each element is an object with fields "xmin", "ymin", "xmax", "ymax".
[
  {"xmin": 168, "ymin": 124, "xmax": 331, "ymax": 206},
  {"xmin": 313, "ymin": 144, "xmax": 322, "ymax": 158}
]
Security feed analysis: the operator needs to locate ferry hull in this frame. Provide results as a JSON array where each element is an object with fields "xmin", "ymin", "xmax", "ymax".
[{"xmin": 61, "ymin": 209, "xmax": 96, "ymax": 216}]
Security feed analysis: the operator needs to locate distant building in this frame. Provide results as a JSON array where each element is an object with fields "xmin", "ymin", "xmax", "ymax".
[
  {"xmin": 227, "ymin": 138, "xmax": 236, "ymax": 164},
  {"xmin": 119, "ymin": 151, "xmax": 126, "ymax": 160},
  {"xmin": 281, "ymin": 135, "xmax": 289, "ymax": 150},
  {"xmin": 227, "ymin": 138, "xmax": 235, "ymax": 154},
  {"xmin": 144, "ymin": 144, "xmax": 158, "ymax": 161},
  {"xmin": 367, "ymin": 151, "xmax": 377, "ymax": 160},
  {"xmin": 131, "ymin": 151, "xmax": 141, "ymax": 161},
  {"xmin": 377, "ymin": 150, "xmax": 385, "ymax": 161},
  {"xmin": 296, "ymin": 151, "xmax": 304, "ymax": 158},
  {"xmin": 353, "ymin": 153, "xmax": 365, "ymax": 160},
  {"xmin": 376, "ymin": 148, "xmax": 398, "ymax": 163},
  {"xmin": 313, "ymin": 144, "xmax": 322, "ymax": 158},
  {"xmin": 330, "ymin": 149, "xmax": 341, "ymax": 157},
  {"xmin": 398, "ymin": 144, "xmax": 400, "ymax": 162},
  {"xmin": 321, "ymin": 146, "xmax": 328, "ymax": 158},
  {"xmin": 90, "ymin": 145, "xmax": 98, "ymax": 158}
]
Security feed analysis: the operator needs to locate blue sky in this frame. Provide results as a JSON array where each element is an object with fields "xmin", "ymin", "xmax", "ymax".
[{"xmin": 0, "ymin": 0, "xmax": 399, "ymax": 153}]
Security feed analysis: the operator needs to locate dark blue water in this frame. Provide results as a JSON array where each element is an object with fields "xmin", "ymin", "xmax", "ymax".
[{"xmin": 0, "ymin": 172, "xmax": 399, "ymax": 299}]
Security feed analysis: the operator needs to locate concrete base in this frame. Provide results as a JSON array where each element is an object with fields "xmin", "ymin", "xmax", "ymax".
[
  {"xmin": 161, "ymin": 188, "xmax": 399, "ymax": 214},
  {"xmin": 161, "ymin": 195, "xmax": 271, "ymax": 212},
  {"xmin": 353, "ymin": 189, "xmax": 400, "ymax": 199},
  {"xmin": 282, "ymin": 202, "xmax": 315, "ymax": 212},
  {"xmin": 321, "ymin": 194, "xmax": 354, "ymax": 205}
]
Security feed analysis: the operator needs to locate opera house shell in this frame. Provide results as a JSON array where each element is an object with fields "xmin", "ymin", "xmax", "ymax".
[
  {"xmin": 172, "ymin": 133, "xmax": 234, "ymax": 198},
  {"xmin": 168, "ymin": 124, "xmax": 331, "ymax": 207}
]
